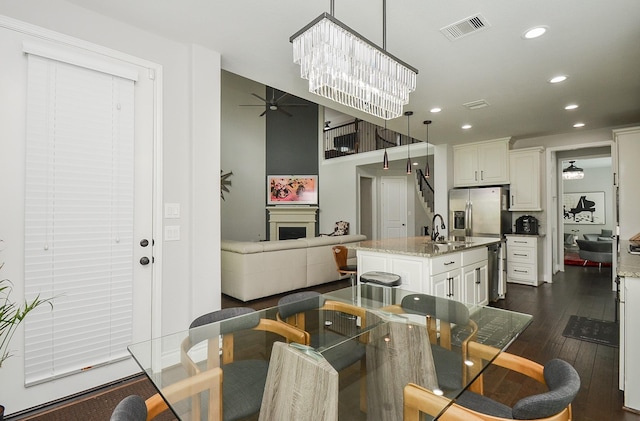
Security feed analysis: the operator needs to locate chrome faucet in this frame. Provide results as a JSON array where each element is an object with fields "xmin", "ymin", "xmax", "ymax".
[{"xmin": 431, "ymin": 214, "xmax": 446, "ymax": 241}]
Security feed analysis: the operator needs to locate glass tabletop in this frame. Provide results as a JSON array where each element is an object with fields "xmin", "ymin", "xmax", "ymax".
[{"xmin": 128, "ymin": 285, "xmax": 532, "ymax": 420}]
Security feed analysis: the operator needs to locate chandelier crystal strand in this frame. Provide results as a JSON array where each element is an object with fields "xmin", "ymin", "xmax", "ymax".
[{"xmin": 291, "ymin": 13, "xmax": 417, "ymax": 120}]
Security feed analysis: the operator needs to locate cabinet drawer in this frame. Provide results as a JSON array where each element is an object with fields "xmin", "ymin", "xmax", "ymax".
[
  {"xmin": 430, "ymin": 253, "xmax": 461, "ymax": 275},
  {"xmin": 507, "ymin": 237, "xmax": 536, "ymax": 248},
  {"xmin": 508, "ymin": 246, "xmax": 534, "ymax": 264},
  {"xmin": 508, "ymin": 263, "xmax": 536, "ymax": 281},
  {"xmin": 461, "ymin": 247, "xmax": 488, "ymax": 266}
]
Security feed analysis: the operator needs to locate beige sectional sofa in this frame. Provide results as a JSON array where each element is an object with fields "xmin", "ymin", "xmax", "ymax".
[{"xmin": 221, "ymin": 234, "xmax": 366, "ymax": 301}]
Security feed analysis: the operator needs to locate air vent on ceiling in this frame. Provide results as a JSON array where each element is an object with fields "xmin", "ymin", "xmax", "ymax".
[
  {"xmin": 440, "ymin": 14, "xmax": 491, "ymax": 41},
  {"xmin": 463, "ymin": 99, "xmax": 490, "ymax": 110}
]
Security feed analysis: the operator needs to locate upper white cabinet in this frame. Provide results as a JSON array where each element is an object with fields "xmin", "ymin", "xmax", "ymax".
[
  {"xmin": 509, "ymin": 147, "xmax": 543, "ymax": 211},
  {"xmin": 453, "ymin": 138, "xmax": 510, "ymax": 187}
]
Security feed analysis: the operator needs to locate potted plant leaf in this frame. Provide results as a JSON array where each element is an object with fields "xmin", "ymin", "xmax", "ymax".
[{"xmin": 0, "ymin": 264, "xmax": 53, "ymax": 419}]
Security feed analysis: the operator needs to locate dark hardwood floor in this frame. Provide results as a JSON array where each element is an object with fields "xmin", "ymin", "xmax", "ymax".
[{"xmin": 225, "ymin": 265, "xmax": 639, "ymax": 420}]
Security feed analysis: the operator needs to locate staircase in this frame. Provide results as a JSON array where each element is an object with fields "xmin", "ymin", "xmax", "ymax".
[{"xmin": 415, "ymin": 168, "xmax": 435, "ymax": 225}]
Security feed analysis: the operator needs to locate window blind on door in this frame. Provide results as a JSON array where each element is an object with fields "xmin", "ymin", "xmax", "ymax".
[{"xmin": 23, "ymin": 51, "xmax": 136, "ymax": 385}]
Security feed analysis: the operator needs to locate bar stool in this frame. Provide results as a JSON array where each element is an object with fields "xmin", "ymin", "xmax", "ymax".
[{"xmin": 360, "ymin": 271, "xmax": 402, "ymax": 305}]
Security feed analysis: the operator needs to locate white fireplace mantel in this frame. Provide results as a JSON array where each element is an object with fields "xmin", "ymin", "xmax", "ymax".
[{"xmin": 267, "ymin": 206, "xmax": 318, "ymax": 240}]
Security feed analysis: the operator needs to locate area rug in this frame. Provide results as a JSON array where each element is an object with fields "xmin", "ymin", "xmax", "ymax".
[
  {"xmin": 562, "ymin": 315, "xmax": 619, "ymax": 347},
  {"xmin": 564, "ymin": 251, "xmax": 611, "ymax": 267}
]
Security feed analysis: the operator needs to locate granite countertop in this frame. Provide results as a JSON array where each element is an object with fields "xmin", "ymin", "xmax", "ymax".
[
  {"xmin": 349, "ymin": 236, "xmax": 502, "ymax": 258},
  {"xmin": 618, "ymin": 240, "xmax": 640, "ymax": 277}
]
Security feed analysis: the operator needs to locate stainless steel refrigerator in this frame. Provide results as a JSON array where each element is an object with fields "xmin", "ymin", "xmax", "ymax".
[
  {"xmin": 449, "ymin": 186, "xmax": 511, "ymax": 302},
  {"xmin": 448, "ymin": 186, "xmax": 511, "ymax": 238}
]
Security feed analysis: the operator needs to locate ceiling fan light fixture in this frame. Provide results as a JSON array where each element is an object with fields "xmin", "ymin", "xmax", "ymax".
[
  {"xmin": 290, "ymin": 7, "xmax": 417, "ymax": 120},
  {"xmin": 562, "ymin": 160, "xmax": 584, "ymax": 180}
]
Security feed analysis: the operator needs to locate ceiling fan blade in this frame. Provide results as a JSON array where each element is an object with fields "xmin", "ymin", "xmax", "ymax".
[
  {"xmin": 278, "ymin": 107, "xmax": 293, "ymax": 117},
  {"xmin": 274, "ymin": 92, "xmax": 289, "ymax": 104},
  {"xmin": 239, "ymin": 104, "xmax": 267, "ymax": 107},
  {"xmin": 259, "ymin": 109, "xmax": 267, "ymax": 117},
  {"xmin": 251, "ymin": 93, "xmax": 268, "ymax": 103},
  {"xmin": 279, "ymin": 104, "xmax": 308, "ymax": 107}
]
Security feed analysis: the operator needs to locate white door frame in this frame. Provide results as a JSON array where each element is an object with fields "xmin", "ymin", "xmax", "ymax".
[{"xmin": 545, "ymin": 140, "xmax": 615, "ymax": 288}]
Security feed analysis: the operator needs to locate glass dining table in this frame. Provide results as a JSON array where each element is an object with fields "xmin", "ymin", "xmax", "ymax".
[{"xmin": 128, "ymin": 284, "xmax": 532, "ymax": 420}]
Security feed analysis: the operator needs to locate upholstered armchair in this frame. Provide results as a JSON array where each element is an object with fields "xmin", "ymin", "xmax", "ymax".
[{"xmin": 576, "ymin": 239, "xmax": 613, "ymax": 268}]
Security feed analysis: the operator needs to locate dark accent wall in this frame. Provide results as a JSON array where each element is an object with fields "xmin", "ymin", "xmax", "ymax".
[{"xmin": 265, "ymin": 87, "xmax": 319, "ymax": 239}]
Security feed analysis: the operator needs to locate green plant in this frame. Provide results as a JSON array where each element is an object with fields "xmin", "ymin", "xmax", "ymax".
[{"xmin": 0, "ymin": 275, "xmax": 53, "ymax": 368}]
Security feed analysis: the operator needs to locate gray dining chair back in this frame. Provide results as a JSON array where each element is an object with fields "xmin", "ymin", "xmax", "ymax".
[
  {"xmin": 110, "ymin": 395, "xmax": 147, "ymax": 421},
  {"xmin": 456, "ymin": 358, "xmax": 580, "ymax": 420}
]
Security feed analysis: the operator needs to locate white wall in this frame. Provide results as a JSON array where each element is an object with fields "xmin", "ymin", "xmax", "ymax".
[
  {"xmin": 220, "ymin": 71, "xmax": 267, "ymax": 241},
  {"xmin": 0, "ymin": 2, "xmax": 220, "ymax": 414}
]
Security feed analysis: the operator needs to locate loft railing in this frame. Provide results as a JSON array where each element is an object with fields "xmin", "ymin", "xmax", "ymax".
[{"xmin": 323, "ymin": 119, "xmax": 416, "ymax": 159}]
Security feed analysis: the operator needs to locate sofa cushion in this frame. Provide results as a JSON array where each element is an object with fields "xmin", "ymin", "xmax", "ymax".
[{"xmin": 221, "ymin": 240, "xmax": 264, "ymax": 254}]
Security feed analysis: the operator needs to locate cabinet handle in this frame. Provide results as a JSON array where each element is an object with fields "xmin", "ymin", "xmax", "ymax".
[
  {"xmin": 444, "ymin": 261, "xmax": 456, "ymax": 266},
  {"xmin": 514, "ymin": 240, "xmax": 527, "ymax": 244},
  {"xmin": 514, "ymin": 269, "xmax": 528, "ymax": 273},
  {"xmin": 481, "ymin": 170, "xmax": 484, "ymax": 180},
  {"xmin": 474, "ymin": 171, "xmax": 478, "ymax": 181},
  {"xmin": 448, "ymin": 277, "xmax": 454, "ymax": 297},
  {"xmin": 475, "ymin": 267, "xmax": 481, "ymax": 284},
  {"xmin": 512, "ymin": 194, "xmax": 515, "ymax": 204},
  {"xmin": 514, "ymin": 253, "xmax": 527, "ymax": 256}
]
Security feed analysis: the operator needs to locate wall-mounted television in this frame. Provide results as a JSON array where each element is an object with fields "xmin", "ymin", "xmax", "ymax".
[{"xmin": 267, "ymin": 175, "xmax": 318, "ymax": 205}]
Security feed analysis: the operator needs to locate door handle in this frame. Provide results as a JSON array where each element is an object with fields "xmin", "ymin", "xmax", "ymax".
[{"xmin": 140, "ymin": 256, "xmax": 150, "ymax": 265}]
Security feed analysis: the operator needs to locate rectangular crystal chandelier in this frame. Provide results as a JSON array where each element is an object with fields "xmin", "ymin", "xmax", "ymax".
[{"xmin": 290, "ymin": 12, "xmax": 418, "ymax": 120}]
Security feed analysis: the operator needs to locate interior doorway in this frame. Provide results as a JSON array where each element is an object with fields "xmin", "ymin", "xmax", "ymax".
[
  {"xmin": 547, "ymin": 143, "xmax": 616, "ymax": 289},
  {"xmin": 359, "ymin": 175, "xmax": 374, "ymax": 240}
]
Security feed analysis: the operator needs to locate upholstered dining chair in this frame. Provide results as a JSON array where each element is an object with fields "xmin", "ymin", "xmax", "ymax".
[
  {"xmin": 455, "ymin": 342, "xmax": 580, "ymax": 420},
  {"xmin": 110, "ymin": 368, "xmax": 223, "ymax": 421},
  {"xmin": 110, "ymin": 395, "xmax": 147, "ymax": 421},
  {"xmin": 181, "ymin": 307, "xmax": 309, "ymax": 421},
  {"xmin": 383, "ymin": 293, "xmax": 478, "ymax": 392},
  {"xmin": 331, "ymin": 245, "xmax": 357, "ymax": 286},
  {"xmin": 276, "ymin": 291, "xmax": 368, "ymax": 411}
]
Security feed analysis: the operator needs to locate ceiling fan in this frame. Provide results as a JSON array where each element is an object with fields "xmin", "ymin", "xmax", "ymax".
[{"xmin": 239, "ymin": 89, "xmax": 307, "ymax": 117}]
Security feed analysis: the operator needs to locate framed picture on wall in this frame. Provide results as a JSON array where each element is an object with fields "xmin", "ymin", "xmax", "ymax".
[
  {"xmin": 267, "ymin": 175, "xmax": 318, "ymax": 205},
  {"xmin": 563, "ymin": 191, "xmax": 605, "ymax": 224}
]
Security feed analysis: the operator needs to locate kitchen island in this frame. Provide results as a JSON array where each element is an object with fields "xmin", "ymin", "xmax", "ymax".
[{"xmin": 351, "ymin": 236, "xmax": 503, "ymax": 305}]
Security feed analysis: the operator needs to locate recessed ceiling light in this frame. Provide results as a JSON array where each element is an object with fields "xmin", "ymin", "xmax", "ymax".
[
  {"xmin": 549, "ymin": 75, "xmax": 568, "ymax": 84},
  {"xmin": 462, "ymin": 124, "xmax": 472, "ymax": 130},
  {"xmin": 523, "ymin": 26, "xmax": 548, "ymax": 39},
  {"xmin": 565, "ymin": 104, "xmax": 579, "ymax": 110},
  {"xmin": 430, "ymin": 107, "xmax": 442, "ymax": 113},
  {"xmin": 573, "ymin": 122, "xmax": 585, "ymax": 128}
]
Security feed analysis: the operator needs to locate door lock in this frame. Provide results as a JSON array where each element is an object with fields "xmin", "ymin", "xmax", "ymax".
[{"xmin": 140, "ymin": 256, "xmax": 150, "ymax": 265}]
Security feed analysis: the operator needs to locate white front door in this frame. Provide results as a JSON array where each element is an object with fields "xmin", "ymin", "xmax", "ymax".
[
  {"xmin": 0, "ymin": 22, "xmax": 157, "ymax": 412},
  {"xmin": 381, "ymin": 177, "xmax": 407, "ymax": 239}
]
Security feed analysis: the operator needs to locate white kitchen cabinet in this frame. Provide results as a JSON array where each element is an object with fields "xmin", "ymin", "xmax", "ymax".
[
  {"xmin": 431, "ymin": 269, "xmax": 463, "ymax": 301},
  {"xmin": 506, "ymin": 235, "xmax": 542, "ymax": 286},
  {"xmin": 509, "ymin": 147, "xmax": 543, "ymax": 211},
  {"xmin": 462, "ymin": 247, "xmax": 489, "ymax": 306},
  {"xmin": 623, "ymin": 275, "xmax": 640, "ymax": 410},
  {"xmin": 453, "ymin": 138, "xmax": 510, "ymax": 187}
]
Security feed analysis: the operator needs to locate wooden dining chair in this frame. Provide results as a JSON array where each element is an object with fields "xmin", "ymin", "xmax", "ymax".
[
  {"xmin": 110, "ymin": 368, "xmax": 223, "ymax": 421},
  {"xmin": 181, "ymin": 307, "xmax": 309, "ymax": 421},
  {"xmin": 331, "ymin": 245, "xmax": 357, "ymax": 286},
  {"xmin": 456, "ymin": 342, "xmax": 580, "ymax": 421},
  {"xmin": 404, "ymin": 383, "xmax": 485, "ymax": 421}
]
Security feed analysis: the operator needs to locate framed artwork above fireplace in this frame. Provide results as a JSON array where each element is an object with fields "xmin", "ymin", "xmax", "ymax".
[{"xmin": 267, "ymin": 175, "xmax": 318, "ymax": 205}]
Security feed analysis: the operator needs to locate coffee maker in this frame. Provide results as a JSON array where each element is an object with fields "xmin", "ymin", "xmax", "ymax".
[{"xmin": 515, "ymin": 215, "xmax": 539, "ymax": 235}]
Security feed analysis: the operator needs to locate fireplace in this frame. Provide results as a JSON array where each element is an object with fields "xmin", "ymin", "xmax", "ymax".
[
  {"xmin": 279, "ymin": 226, "xmax": 307, "ymax": 240},
  {"xmin": 267, "ymin": 206, "xmax": 318, "ymax": 240}
]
